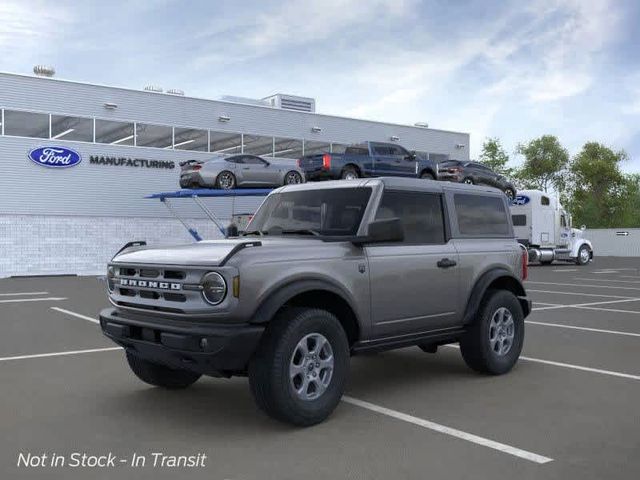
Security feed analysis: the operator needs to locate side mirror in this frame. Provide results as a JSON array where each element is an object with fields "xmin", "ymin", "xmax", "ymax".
[
  {"xmin": 354, "ymin": 218, "xmax": 404, "ymax": 244},
  {"xmin": 581, "ymin": 225, "xmax": 586, "ymax": 231},
  {"xmin": 263, "ymin": 160, "xmax": 270, "ymax": 166},
  {"xmin": 225, "ymin": 223, "xmax": 239, "ymax": 238}
]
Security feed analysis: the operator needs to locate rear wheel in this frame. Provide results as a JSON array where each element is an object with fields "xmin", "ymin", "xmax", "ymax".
[
  {"xmin": 341, "ymin": 166, "xmax": 359, "ymax": 180},
  {"xmin": 460, "ymin": 290, "xmax": 524, "ymax": 375},
  {"xmin": 540, "ymin": 260, "xmax": 553, "ymax": 265},
  {"xmin": 249, "ymin": 307, "xmax": 350, "ymax": 426},
  {"xmin": 420, "ymin": 171, "xmax": 435, "ymax": 180},
  {"xmin": 576, "ymin": 244, "xmax": 591, "ymax": 265},
  {"xmin": 463, "ymin": 177, "xmax": 474, "ymax": 185},
  {"xmin": 126, "ymin": 352, "xmax": 201, "ymax": 389},
  {"xmin": 284, "ymin": 171, "xmax": 303, "ymax": 185},
  {"xmin": 216, "ymin": 171, "xmax": 236, "ymax": 190}
]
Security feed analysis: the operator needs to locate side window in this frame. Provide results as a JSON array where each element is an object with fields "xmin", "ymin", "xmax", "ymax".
[
  {"xmin": 560, "ymin": 215, "xmax": 567, "ymax": 227},
  {"xmin": 243, "ymin": 156, "xmax": 266, "ymax": 165},
  {"xmin": 388, "ymin": 145, "xmax": 408, "ymax": 156},
  {"xmin": 512, "ymin": 215, "xmax": 527, "ymax": 226},
  {"xmin": 226, "ymin": 156, "xmax": 242, "ymax": 164},
  {"xmin": 454, "ymin": 194, "xmax": 511, "ymax": 236},
  {"xmin": 372, "ymin": 145, "xmax": 390, "ymax": 155},
  {"xmin": 541, "ymin": 196, "xmax": 550, "ymax": 206},
  {"xmin": 375, "ymin": 191, "xmax": 446, "ymax": 244}
]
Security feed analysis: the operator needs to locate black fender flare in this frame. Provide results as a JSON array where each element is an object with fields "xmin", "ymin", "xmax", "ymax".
[
  {"xmin": 250, "ymin": 278, "xmax": 360, "ymax": 326},
  {"xmin": 462, "ymin": 268, "xmax": 529, "ymax": 324}
]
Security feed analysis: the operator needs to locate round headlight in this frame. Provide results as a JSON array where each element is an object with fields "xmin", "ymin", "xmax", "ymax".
[
  {"xmin": 201, "ymin": 272, "xmax": 227, "ymax": 305},
  {"xmin": 107, "ymin": 266, "xmax": 116, "ymax": 293}
]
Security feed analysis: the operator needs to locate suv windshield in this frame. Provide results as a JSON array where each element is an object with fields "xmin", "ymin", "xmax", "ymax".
[{"xmin": 246, "ymin": 188, "xmax": 372, "ymax": 236}]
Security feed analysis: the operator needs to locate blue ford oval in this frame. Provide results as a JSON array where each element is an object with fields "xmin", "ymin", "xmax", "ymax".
[{"xmin": 28, "ymin": 146, "xmax": 82, "ymax": 168}]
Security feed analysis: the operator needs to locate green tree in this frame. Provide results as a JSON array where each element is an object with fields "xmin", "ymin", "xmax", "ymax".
[
  {"xmin": 515, "ymin": 135, "xmax": 569, "ymax": 192},
  {"xmin": 567, "ymin": 142, "xmax": 638, "ymax": 228},
  {"xmin": 479, "ymin": 137, "xmax": 512, "ymax": 176}
]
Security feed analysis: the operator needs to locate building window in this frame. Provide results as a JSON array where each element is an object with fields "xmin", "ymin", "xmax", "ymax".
[
  {"xmin": 95, "ymin": 119, "xmax": 134, "ymax": 145},
  {"xmin": 51, "ymin": 115, "xmax": 93, "ymax": 142},
  {"xmin": 243, "ymin": 134, "xmax": 274, "ymax": 156},
  {"xmin": 210, "ymin": 131, "xmax": 242, "ymax": 154},
  {"xmin": 173, "ymin": 127, "xmax": 208, "ymax": 151},
  {"xmin": 4, "ymin": 110, "xmax": 49, "ymax": 138},
  {"xmin": 304, "ymin": 140, "xmax": 330, "ymax": 156},
  {"xmin": 135, "ymin": 123, "xmax": 173, "ymax": 149},
  {"xmin": 273, "ymin": 137, "xmax": 303, "ymax": 159}
]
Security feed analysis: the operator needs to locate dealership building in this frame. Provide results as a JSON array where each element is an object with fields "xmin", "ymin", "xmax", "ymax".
[{"xmin": 0, "ymin": 69, "xmax": 470, "ymax": 277}]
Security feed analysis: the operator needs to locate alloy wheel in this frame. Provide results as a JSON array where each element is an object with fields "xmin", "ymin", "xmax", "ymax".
[
  {"xmin": 489, "ymin": 307, "xmax": 515, "ymax": 356},
  {"xmin": 289, "ymin": 333, "xmax": 334, "ymax": 401}
]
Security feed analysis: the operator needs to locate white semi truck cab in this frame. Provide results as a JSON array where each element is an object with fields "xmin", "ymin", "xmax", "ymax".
[{"xmin": 510, "ymin": 190, "xmax": 593, "ymax": 266}]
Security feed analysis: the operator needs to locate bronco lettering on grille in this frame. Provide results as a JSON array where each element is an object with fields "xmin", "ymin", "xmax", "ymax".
[{"xmin": 119, "ymin": 279, "xmax": 182, "ymax": 290}]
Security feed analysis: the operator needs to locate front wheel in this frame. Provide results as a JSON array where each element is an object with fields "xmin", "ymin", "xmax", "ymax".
[
  {"xmin": 126, "ymin": 352, "xmax": 201, "ymax": 389},
  {"xmin": 216, "ymin": 171, "xmax": 236, "ymax": 190},
  {"xmin": 463, "ymin": 177, "xmax": 474, "ymax": 185},
  {"xmin": 576, "ymin": 245, "xmax": 591, "ymax": 266},
  {"xmin": 459, "ymin": 290, "xmax": 524, "ymax": 375},
  {"xmin": 420, "ymin": 171, "xmax": 435, "ymax": 180},
  {"xmin": 249, "ymin": 307, "xmax": 350, "ymax": 426}
]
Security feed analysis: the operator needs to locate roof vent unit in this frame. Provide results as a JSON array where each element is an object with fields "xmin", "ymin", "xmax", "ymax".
[
  {"xmin": 144, "ymin": 85, "xmax": 163, "ymax": 93},
  {"xmin": 33, "ymin": 65, "xmax": 55, "ymax": 77},
  {"xmin": 262, "ymin": 94, "xmax": 316, "ymax": 113},
  {"xmin": 219, "ymin": 95, "xmax": 271, "ymax": 107},
  {"xmin": 166, "ymin": 88, "xmax": 185, "ymax": 96}
]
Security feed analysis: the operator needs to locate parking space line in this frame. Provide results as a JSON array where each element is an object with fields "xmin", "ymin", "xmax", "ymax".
[
  {"xmin": 444, "ymin": 345, "xmax": 640, "ymax": 381},
  {"xmin": 0, "ymin": 297, "xmax": 67, "ymax": 304},
  {"xmin": 0, "ymin": 347, "xmax": 122, "ymax": 363},
  {"xmin": 528, "ymin": 289, "xmax": 635, "ymax": 299},
  {"xmin": 342, "ymin": 396, "xmax": 553, "ymax": 464},
  {"xmin": 51, "ymin": 307, "xmax": 99, "ymax": 324},
  {"xmin": 526, "ymin": 320, "xmax": 640, "ymax": 338},
  {"xmin": 527, "ymin": 281, "xmax": 640, "ymax": 292},
  {"xmin": 0, "ymin": 291, "xmax": 49, "ymax": 297},
  {"xmin": 572, "ymin": 277, "xmax": 640, "ymax": 285},
  {"xmin": 552, "ymin": 269, "xmax": 577, "ymax": 272},
  {"xmin": 532, "ymin": 298, "xmax": 640, "ymax": 311},
  {"xmin": 574, "ymin": 306, "xmax": 640, "ymax": 315}
]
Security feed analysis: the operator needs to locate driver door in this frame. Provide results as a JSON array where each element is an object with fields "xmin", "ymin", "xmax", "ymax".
[
  {"xmin": 365, "ymin": 190, "xmax": 460, "ymax": 338},
  {"xmin": 239, "ymin": 155, "xmax": 271, "ymax": 185}
]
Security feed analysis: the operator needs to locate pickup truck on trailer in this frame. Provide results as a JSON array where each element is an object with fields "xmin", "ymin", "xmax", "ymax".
[
  {"xmin": 298, "ymin": 141, "xmax": 439, "ymax": 181},
  {"xmin": 100, "ymin": 178, "xmax": 530, "ymax": 426}
]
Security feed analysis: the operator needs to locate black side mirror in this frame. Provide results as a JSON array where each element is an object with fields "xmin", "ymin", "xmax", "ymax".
[
  {"xmin": 226, "ymin": 223, "xmax": 239, "ymax": 238},
  {"xmin": 354, "ymin": 218, "xmax": 404, "ymax": 244}
]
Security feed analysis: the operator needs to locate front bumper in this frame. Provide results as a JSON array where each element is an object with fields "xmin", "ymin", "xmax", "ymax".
[{"xmin": 99, "ymin": 307, "xmax": 264, "ymax": 376}]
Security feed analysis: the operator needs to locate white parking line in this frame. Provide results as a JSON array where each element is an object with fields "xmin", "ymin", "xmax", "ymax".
[
  {"xmin": 0, "ymin": 291, "xmax": 49, "ymax": 297},
  {"xmin": 444, "ymin": 345, "xmax": 640, "ymax": 381},
  {"xmin": 0, "ymin": 297, "xmax": 67, "ymax": 304},
  {"xmin": 575, "ymin": 306, "xmax": 640, "ymax": 315},
  {"xmin": 0, "ymin": 347, "xmax": 122, "ymax": 363},
  {"xmin": 572, "ymin": 277, "xmax": 640, "ymax": 285},
  {"xmin": 528, "ymin": 289, "xmax": 634, "ymax": 299},
  {"xmin": 526, "ymin": 281, "xmax": 640, "ymax": 292},
  {"xmin": 342, "ymin": 396, "xmax": 553, "ymax": 464},
  {"xmin": 51, "ymin": 307, "xmax": 99, "ymax": 324},
  {"xmin": 532, "ymin": 298, "xmax": 640, "ymax": 311},
  {"xmin": 552, "ymin": 269, "xmax": 577, "ymax": 272},
  {"xmin": 526, "ymin": 320, "xmax": 640, "ymax": 338}
]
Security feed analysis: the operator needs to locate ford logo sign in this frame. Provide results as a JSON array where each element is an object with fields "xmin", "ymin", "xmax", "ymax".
[
  {"xmin": 512, "ymin": 195, "xmax": 530, "ymax": 206},
  {"xmin": 28, "ymin": 146, "xmax": 82, "ymax": 168}
]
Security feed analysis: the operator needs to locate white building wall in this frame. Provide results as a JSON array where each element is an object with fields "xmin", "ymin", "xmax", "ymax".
[{"xmin": 585, "ymin": 228, "xmax": 640, "ymax": 257}]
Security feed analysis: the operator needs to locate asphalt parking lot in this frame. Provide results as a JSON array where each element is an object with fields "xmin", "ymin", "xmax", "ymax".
[{"xmin": 1, "ymin": 257, "xmax": 639, "ymax": 479}]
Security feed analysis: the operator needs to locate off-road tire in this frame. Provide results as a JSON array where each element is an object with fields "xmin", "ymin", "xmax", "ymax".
[
  {"xmin": 576, "ymin": 245, "xmax": 591, "ymax": 266},
  {"xmin": 420, "ymin": 171, "xmax": 435, "ymax": 180},
  {"xmin": 248, "ymin": 307, "xmax": 350, "ymax": 426},
  {"xmin": 463, "ymin": 177, "xmax": 474, "ymax": 185},
  {"xmin": 460, "ymin": 290, "xmax": 524, "ymax": 375},
  {"xmin": 126, "ymin": 351, "xmax": 201, "ymax": 389},
  {"xmin": 341, "ymin": 166, "xmax": 360, "ymax": 180}
]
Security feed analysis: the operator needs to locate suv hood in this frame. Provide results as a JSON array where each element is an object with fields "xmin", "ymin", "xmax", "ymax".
[{"xmin": 112, "ymin": 237, "xmax": 325, "ymax": 266}]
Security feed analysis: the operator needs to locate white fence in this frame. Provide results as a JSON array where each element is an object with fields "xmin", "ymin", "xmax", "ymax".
[{"xmin": 585, "ymin": 228, "xmax": 640, "ymax": 257}]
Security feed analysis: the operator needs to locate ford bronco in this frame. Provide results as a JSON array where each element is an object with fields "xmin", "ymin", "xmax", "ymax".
[{"xmin": 99, "ymin": 178, "xmax": 531, "ymax": 426}]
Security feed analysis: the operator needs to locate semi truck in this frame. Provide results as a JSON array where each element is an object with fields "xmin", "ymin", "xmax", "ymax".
[{"xmin": 510, "ymin": 190, "xmax": 593, "ymax": 266}]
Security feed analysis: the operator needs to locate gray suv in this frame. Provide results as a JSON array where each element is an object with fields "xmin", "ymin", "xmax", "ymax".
[{"xmin": 99, "ymin": 178, "xmax": 531, "ymax": 426}]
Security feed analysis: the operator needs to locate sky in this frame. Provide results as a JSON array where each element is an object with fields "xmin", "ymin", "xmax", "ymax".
[{"xmin": 2, "ymin": 0, "xmax": 640, "ymax": 171}]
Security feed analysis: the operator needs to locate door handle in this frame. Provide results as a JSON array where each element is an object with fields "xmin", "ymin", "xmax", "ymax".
[{"xmin": 437, "ymin": 258, "xmax": 457, "ymax": 269}]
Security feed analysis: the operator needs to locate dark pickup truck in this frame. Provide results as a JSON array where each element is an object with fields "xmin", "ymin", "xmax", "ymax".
[{"xmin": 298, "ymin": 141, "xmax": 439, "ymax": 181}]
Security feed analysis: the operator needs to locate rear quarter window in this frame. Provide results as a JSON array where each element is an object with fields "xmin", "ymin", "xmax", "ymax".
[{"xmin": 453, "ymin": 194, "xmax": 511, "ymax": 237}]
